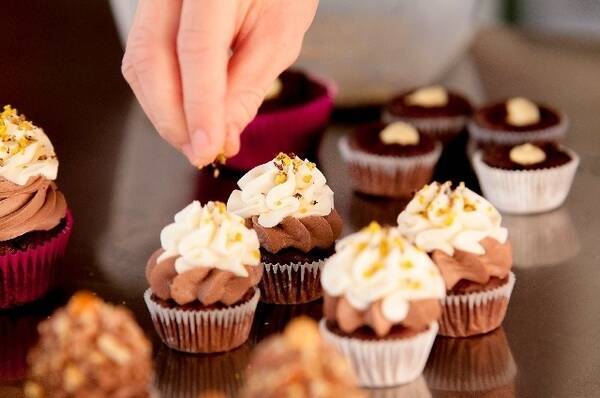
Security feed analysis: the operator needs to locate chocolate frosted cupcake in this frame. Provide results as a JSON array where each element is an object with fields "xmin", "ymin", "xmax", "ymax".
[
  {"xmin": 227, "ymin": 70, "xmax": 336, "ymax": 171},
  {"xmin": 425, "ymin": 328, "xmax": 517, "ymax": 395},
  {"xmin": 0, "ymin": 105, "xmax": 72, "ymax": 308},
  {"xmin": 473, "ymin": 142, "xmax": 579, "ymax": 214},
  {"xmin": 469, "ymin": 97, "xmax": 568, "ymax": 145},
  {"xmin": 339, "ymin": 121, "xmax": 442, "ymax": 198},
  {"xmin": 25, "ymin": 292, "xmax": 154, "ymax": 398},
  {"xmin": 384, "ymin": 86, "xmax": 472, "ymax": 143},
  {"xmin": 227, "ymin": 153, "xmax": 342, "ymax": 304},
  {"xmin": 320, "ymin": 223, "xmax": 445, "ymax": 387},
  {"xmin": 397, "ymin": 182, "xmax": 515, "ymax": 337},
  {"xmin": 242, "ymin": 317, "xmax": 364, "ymax": 398},
  {"xmin": 144, "ymin": 201, "xmax": 262, "ymax": 353}
]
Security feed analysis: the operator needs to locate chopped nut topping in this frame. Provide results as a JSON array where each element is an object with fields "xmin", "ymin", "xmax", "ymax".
[
  {"xmin": 274, "ymin": 171, "xmax": 287, "ymax": 184},
  {"xmin": 98, "ymin": 334, "xmax": 132, "ymax": 365},
  {"xmin": 63, "ymin": 365, "xmax": 85, "ymax": 392}
]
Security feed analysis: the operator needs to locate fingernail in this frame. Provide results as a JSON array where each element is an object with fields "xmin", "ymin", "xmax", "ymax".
[{"xmin": 190, "ymin": 129, "xmax": 210, "ymax": 158}]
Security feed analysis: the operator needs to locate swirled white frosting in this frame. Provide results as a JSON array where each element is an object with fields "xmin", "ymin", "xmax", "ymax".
[
  {"xmin": 158, "ymin": 201, "xmax": 260, "ymax": 277},
  {"xmin": 397, "ymin": 182, "xmax": 508, "ymax": 256},
  {"xmin": 509, "ymin": 143, "xmax": 546, "ymax": 165},
  {"xmin": 0, "ymin": 105, "xmax": 58, "ymax": 185},
  {"xmin": 506, "ymin": 97, "xmax": 540, "ymax": 126},
  {"xmin": 227, "ymin": 153, "xmax": 334, "ymax": 228},
  {"xmin": 321, "ymin": 222, "xmax": 445, "ymax": 322},
  {"xmin": 405, "ymin": 86, "xmax": 448, "ymax": 107},
  {"xmin": 380, "ymin": 122, "xmax": 420, "ymax": 145}
]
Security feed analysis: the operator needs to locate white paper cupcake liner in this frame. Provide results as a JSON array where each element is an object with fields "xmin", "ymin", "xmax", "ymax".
[
  {"xmin": 319, "ymin": 319, "xmax": 439, "ymax": 388},
  {"xmin": 472, "ymin": 148, "xmax": 579, "ymax": 214},
  {"xmin": 467, "ymin": 112, "xmax": 569, "ymax": 145},
  {"xmin": 504, "ymin": 207, "xmax": 581, "ymax": 268},
  {"xmin": 339, "ymin": 136, "xmax": 442, "ymax": 198},
  {"xmin": 440, "ymin": 272, "xmax": 516, "ymax": 337},
  {"xmin": 144, "ymin": 287, "xmax": 259, "ymax": 353},
  {"xmin": 260, "ymin": 259, "xmax": 325, "ymax": 304},
  {"xmin": 368, "ymin": 375, "xmax": 432, "ymax": 398},
  {"xmin": 382, "ymin": 111, "xmax": 469, "ymax": 142}
]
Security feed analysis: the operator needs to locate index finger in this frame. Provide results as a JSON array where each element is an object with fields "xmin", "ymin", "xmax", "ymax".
[{"xmin": 177, "ymin": 0, "xmax": 236, "ymax": 166}]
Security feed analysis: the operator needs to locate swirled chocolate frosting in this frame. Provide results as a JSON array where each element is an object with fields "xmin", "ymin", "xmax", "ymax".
[
  {"xmin": 432, "ymin": 237, "xmax": 513, "ymax": 291},
  {"xmin": 324, "ymin": 294, "xmax": 441, "ymax": 337},
  {"xmin": 249, "ymin": 209, "xmax": 342, "ymax": 254},
  {"xmin": 0, "ymin": 176, "xmax": 67, "ymax": 241},
  {"xmin": 146, "ymin": 249, "xmax": 263, "ymax": 306}
]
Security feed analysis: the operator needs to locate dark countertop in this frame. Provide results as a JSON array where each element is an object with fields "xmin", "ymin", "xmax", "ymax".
[{"xmin": 1, "ymin": 2, "xmax": 600, "ymax": 397}]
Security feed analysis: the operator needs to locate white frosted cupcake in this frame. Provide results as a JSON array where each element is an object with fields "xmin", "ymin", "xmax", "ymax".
[
  {"xmin": 144, "ymin": 201, "xmax": 262, "ymax": 353},
  {"xmin": 397, "ymin": 182, "xmax": 515, "ymax": 337},
  {"xmin": 473, "ymin": 141, "xmax": 579, "ymax": 214},
  {"xmin": 227, "ymin": 153, "xmax": 342, "ymax": 304},
  {"xmin": 320, "ymin": 222, "xmax": 445, "ymax": 387}
]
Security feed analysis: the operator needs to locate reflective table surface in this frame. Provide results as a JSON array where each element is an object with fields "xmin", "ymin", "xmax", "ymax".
[{"xmin": 2, "ymin": 2, "xmax": 600, "ymax": 397}]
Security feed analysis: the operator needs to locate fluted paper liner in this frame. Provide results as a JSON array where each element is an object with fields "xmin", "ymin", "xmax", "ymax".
[
  {"xmin": 144, "ymin": 287, "xmax": 259, "ymax": 354},
  {"xmin": 468, "ymin": 113, "xmax": 569, "ymax": 145},
  {"xmin": 473, "ymin": 149, "xmax": 579, "ymax": 214},
  {"xmin": 425, "ymin": 328, "xmax": 517, "ymax": 392},
  {"xmin": 439, "ymin": 272, "xmax": 516, "ymax": 337},
  {"xmin": 0, "ymin": 210, "xmax": 73, "ymax": 309},
  {"xmin": 382, "ymin": 111, "xmax": 468, "ymax": 144},
  {"xmin": 319, "ymin": 320, "xmax": 438, "ymax": 388},
  {"xmin": 260, "ymin": 258, "xmax": 324, "ymax": 304},
  {"xmin": 339, "ymin": 136, "xmax": 442, "ymax": 198}
]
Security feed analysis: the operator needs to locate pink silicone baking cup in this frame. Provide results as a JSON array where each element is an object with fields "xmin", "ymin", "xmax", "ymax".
[
  {"xmin": 0, "ymin": 210, "xmax": 73, "ymax": 309},
  {"xmin": 226, "ymin": 75, "xmax": 336, "ymax": 171}
]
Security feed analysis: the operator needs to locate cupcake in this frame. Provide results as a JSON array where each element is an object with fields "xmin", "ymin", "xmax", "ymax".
[
  {"xmin": 424, "ymin": 328, "xmax": 517, "ymax": 395},
  {"xmin": 368, "ymin": 376, "xmax": 431, "ymax": 398},
  {"xmin": 320, "ymin": 222, "xmax": 446, "ymax": 387},
  {"xmin": 24, "ymin": 291, "xmax": 154, "ymax": 398},
  {"xmin": 144, "ymin": 201, "xmax": 262, "ymax": 353},
  {"xmin": 227, "ymin": 153, "xmax": 342, "ymax": 304},
  {"xmin": 383, "ymin": 86, "xmax": 472, "ymax": 143},
  {"xmin": 241, "ymin": 317, "xmax": 365, "ymax": 398},
  {"xmin": 469, "ymin": 97, "xmax": 568, "ymax": 145},
  {"xmin": 473, "ymin": 141, "xmax": 578, "ymax": 214},
  {"xmin": 397, "ymin": 182, "xmax": 515, "ymax": 337},
  {"xmin": 339, "ymin": 121, "xmax": 442, "ymax": 198},
  {"xmin": 0, "ymin": 105, "xmax": 72, "ymax": 308},
  {"xmin": 227, "ymin": 69, "xmax": 336, "ymax": 171}
]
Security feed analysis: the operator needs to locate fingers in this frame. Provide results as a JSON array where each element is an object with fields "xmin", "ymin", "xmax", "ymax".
[
  {"xmin": 177, "ymin": 0, "xmax": 236, "ymax": 166},
  {"xmin": 224, "ymin": 0, "xmax": 319, "ymax": 157},
  {"xmin": 122, "ymin": 0, "xmax": 189, "ymax": 151}
]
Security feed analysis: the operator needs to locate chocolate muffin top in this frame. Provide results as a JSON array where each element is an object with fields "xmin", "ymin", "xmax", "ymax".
[
  {"xmin": 474, "ymin": 100, "xmax": 562, "ymax": 132},
  {"xmin": 349, "ymin": 122, "xmax": 437, "ymax": 157},
  {"xmin": 482, "ymin": 142, "xmax": 572, "ymax": 170},
  {"xmin": 259, "ymin": 70, "xmax": 327, "ymax": 113},
  {"xmin": 386, "ymin": 87, "xmax": 472, "ymax": 118}
]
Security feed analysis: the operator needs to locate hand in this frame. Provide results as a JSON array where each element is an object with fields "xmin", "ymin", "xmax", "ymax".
[{"xmin": 122, "ymin": 0, "xmax": 319, "ymax": 167}]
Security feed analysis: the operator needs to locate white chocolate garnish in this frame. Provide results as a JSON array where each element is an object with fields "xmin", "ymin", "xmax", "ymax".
[
  {"xmin": 404, "ymin": 85, "xmax": 448, "ymax": 107},
  {"xmin": 264, "ymin": 78, "xmax": 283, "ymax": 101},
  {"xmin": 509, "ymin": 143, "xmax": 546, "ymax": 165},
  {"xmin": 379, "ymin": 122, "xmax": 420, "ymax": 146},
  {"xmin": 506, "ymin": 97, "xmax": 540, "ymax": 126}
]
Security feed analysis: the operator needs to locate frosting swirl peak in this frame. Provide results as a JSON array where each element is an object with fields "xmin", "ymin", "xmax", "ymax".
[
  {"xmin": 159, "ymin": 201, "xmax": 260, "ymax": 277},
  {"xmin": 321, "ymin": 222, "xmax": 445, "ymax": 328},
  {"xmin": 397, "ymin": 182, "xmax": 508, "ymax": 256},
  {"xmin": 0, "ymin": 105, "xmax": 59, "ymax": 186},
  {"xmin": 227, "ymin": 153, "xmax": 334, "ymax": 228}
]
